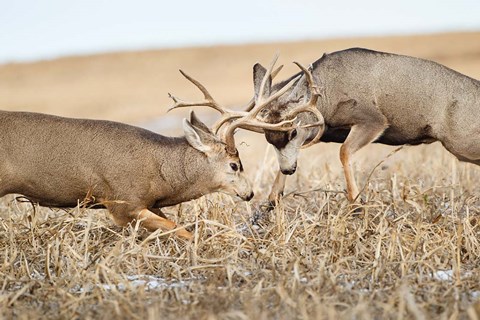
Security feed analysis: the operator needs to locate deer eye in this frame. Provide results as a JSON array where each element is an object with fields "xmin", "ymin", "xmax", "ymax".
[
  {"xmin": 230, "ymin": 163, "xmax": 239, "ymax": 172},
  {"xmin": 289, "ymin": 129, "xmax": 297, "ymax": 140}
]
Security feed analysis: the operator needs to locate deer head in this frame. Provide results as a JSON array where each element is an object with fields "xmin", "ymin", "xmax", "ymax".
[
  {"xmin": 252, "ymin": 59, "xmax": 325, "ymax": 175},
  {"xmin": 168, "ymin": 56, "xmax": 324, "ymax": 177},
  {"xmin": 182, "ymin": 110, "xmax": 254, "ymax": 201}
]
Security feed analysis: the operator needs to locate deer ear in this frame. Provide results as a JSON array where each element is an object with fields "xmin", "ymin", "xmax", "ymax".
[
  {"xmin": 183, "ymin": 119, "xmax": 215, "ymax": 154},
  {"xmin": 189, "ymin": 110, "xmax": 213, "ymax": 134},
  {"xmin": 253, "ymin": 63, "xmax": 271, "ymax": 102},
  {"xmin": 286, "ymin": 73, "xmax": 307, "ymax": 102}
]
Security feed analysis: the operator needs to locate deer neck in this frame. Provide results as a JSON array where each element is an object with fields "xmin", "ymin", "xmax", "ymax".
[{"xmin": 153, "ymin": 138, "xmax": 218, "ymax": 206}]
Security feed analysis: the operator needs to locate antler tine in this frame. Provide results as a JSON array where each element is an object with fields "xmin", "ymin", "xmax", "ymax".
[
  {"xmin": 271, "ymin": 64, "xmax": 284, "ymax": 80},
  {"xmin": 167, "ymin": 69, "xmax": 228, "ymax": 115},
  {"xmin": 241, "ymin": 97, "xmax": 255, "ymax": 112},
  {"xmin": 223, "ymin": 116, "xmax": 298, "ymax": 154},
  {"xmin": 179, "ymin": 69, "xmax": 215, "ymax": 101},
  {"xmin": 301, "ymin": 121, "xmax": 324, "ymax": 148},
  {"xmin": 250, "ymin": 73, "xmax": 302, "ymax": 118},
  {"xmin": 257, "ymin": 53, "xmax": 279, "ymax": 105},
  {"xmin": 212, "ymin": 113, "xmax": 244, "ymax": 134}
]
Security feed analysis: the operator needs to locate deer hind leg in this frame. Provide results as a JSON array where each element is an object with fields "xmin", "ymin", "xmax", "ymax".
[
  {"xmin": 149, "ymin": 207, "xmax": 168, "ymax": 219},
  {"xmin": 340, "ymin": 123, "xmax": 388, "ymax": 202},
  {"xmin": 108, "ymin": 205, "xmax": 192, "ymax": 240},
  {"xmin": 136, "ymin": 209, "xmax": 192, "ymax": 239}
]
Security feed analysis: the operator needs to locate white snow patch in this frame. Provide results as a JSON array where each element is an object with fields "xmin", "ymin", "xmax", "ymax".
[
  {"xmin": 70, "ymin": 275, "xmax": 198, "ymax": 294},
  {"xmin": 432, "ymin": 269, "xmax": 473, "ymax": 282},
  {"xmin": 433, "ymin": 270, "xmax": 455, "ymax": 281}
]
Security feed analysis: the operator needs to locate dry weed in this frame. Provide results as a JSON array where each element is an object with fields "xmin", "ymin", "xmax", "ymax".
[{"xmin": 1, "ymin": 143, "xmax": 479, "ymax": 320}]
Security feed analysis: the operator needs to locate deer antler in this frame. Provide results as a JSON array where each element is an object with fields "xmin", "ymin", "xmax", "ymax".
[
  {"xmin": 283, "ymin": 62, "xmax": 325, "ymax": 149},
  {"xmin": 213, "ymin": 63, "xmax": 287, "ymax": 132},
  {"xmin": 168, "ymin": 70, "xmax": 247, "ymax": 133},
  {"xmin": 168, "ymin": 57, "xmax": 297, "ymax": 154},
  {"xmin": 228, "ymin": 61, "xmax": 324, "ymax": 151},
  {"xmin": 217, "ymin": 55, "xmax": 311, "ymax": 154}
]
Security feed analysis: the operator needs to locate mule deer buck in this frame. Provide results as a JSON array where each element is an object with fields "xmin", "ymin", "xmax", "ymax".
[
  {"xmin": 0, "ymin": 98, "xmax": 255, "ymax": 239},
  {"xmin": 245, "ymin": 49, "xmax": 480, "ymax": 203}
]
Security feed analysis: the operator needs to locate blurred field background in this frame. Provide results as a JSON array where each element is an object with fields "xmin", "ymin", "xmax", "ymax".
[
  {"xmin": 1, "ymin": 32, "xmax": 480, "ymax": 319},
  {"xmin": 1, "ymin": 32, "xmax": 480, "ymax": 126}
]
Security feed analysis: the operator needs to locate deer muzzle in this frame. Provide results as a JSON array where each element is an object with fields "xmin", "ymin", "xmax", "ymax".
[
  {"xmin": 281, "ymin": 166, "xmax": 297, "ymax": 175},
  {"xmin": 238, "ymin": 191, "xmax": 254, "ymax": 201}
]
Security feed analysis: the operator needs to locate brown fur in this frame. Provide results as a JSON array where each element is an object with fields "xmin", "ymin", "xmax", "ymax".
[
  {"xmin": 255, "ymin": 48, "xmax": 480, "ymax": 202},
  {"xmin": 0, "ymin": 110, "xmax": 253, "ymax": 238}
]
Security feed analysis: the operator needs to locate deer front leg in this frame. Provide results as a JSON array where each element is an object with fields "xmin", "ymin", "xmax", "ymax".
[
  {"xmin": 340, "ymin": 122, "xmax": 387, "ymax": 202},
  {"xmin": 268, "ymin": 170, "xmax": 287, "ymax": 205}
]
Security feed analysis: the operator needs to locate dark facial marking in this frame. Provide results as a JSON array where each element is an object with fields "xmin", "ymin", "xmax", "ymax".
[
  {"xmin": 289, "ymin": 129, "xmax": 297, "ymax": 140},
  {"xmin": 265, "ymin": 130, "xmax": 290, "ymax": 149}
]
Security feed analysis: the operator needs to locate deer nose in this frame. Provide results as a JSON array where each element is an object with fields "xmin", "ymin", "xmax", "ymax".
[
  {"xmin": 281, "ymin": 167, "xmax": 296, "ymax": 175},
  {"xmin": 244, "ymin": 191, "xmax": 254, "ymax": 201}
]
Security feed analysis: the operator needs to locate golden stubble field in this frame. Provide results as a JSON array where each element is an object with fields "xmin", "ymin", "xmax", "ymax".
[{"xmin": 0, "ymin": 32, "xmax": 480, "ymax": 319}]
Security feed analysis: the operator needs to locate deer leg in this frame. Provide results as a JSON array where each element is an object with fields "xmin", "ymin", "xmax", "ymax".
[
  {"xmin": 108, "ymin": 206, "xmax": 192, "ymax": 240},
  {"xmin": 149, "ymin": 207, "xmax": 168, "ymax": 219},
  {"xmin": 268, "ymin": 170, "xmax": 287, "ymax": 205},
  {"xmin": 136, "ymin": 209, "xmax": 192, "ymax": 239},
  {"xmin": 340, "ymin": 123, "xmax": 387, "ymax": 202}
]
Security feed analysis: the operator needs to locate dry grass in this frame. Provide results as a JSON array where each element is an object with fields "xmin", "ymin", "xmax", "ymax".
[
  {"xmin": 1, "ymin": 142, "xmax": 479, "ymax": 319},
  {"xmin": 1, "ymin": 32, "xmax": 480, "ymax": 319}
]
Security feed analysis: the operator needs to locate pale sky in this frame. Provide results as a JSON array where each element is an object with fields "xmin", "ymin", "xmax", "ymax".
[{"xmin": 1, "ymin": 0, "xmax": 479, "ymax": 63}]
